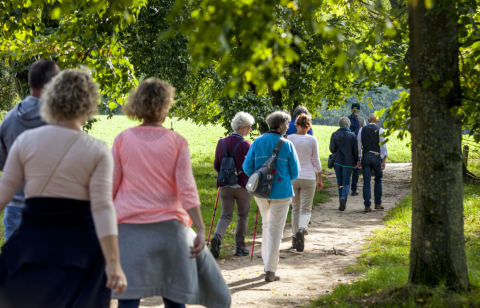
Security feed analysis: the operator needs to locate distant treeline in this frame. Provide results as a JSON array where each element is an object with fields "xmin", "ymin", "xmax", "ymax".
[{"xmin": 313, "ymin": 87, "xmax": 406, "ymax": 126}]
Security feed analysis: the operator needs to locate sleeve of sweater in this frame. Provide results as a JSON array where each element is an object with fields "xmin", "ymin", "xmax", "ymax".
[
  {"xmin": 89, "ymin": 144, "xmax": 118, "ymax": 238},
  {"xmin": 0, "ymin": 123, "xmax": 7, "ymax": 171},
  {"xmin": 288, "ymin": 142, "xmax": 301, "ymax": 181},
  {"xmin": 0, "ymin": 137, "xmax": 25, "ymax": 211},
  {"xmin": 213, "ymin": 138, "xmax": 222, "ymax": 173},
  {"xmin": 311, "ymin": 137, "xmax": 322, "ymax": 173},
  {"xmin": 111, "ymin": 135, "xmax": 123, "ymax": 200},
  {"xmin": 175, "ymin": 139, "xmax": 201, "ymax": 210},
  {"xmin": 329, "ymin": 133, "xmax": 337, "ymax": 154}
]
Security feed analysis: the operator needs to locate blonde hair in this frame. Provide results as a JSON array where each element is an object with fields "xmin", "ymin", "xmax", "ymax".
[
  {"xmin": 40, "ymin": 69, "xmax": 99, "ymax": 123},
  {"xmin": 123, "ymin": 78, "xmax": 175, "ymax": 123}
]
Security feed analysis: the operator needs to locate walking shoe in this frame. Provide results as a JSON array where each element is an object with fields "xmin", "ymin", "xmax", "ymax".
[
  {"xmin": 339, "ymin": 197, "xmax": 346, "ymax": 211},
  {"xmin": 364, "ymin": 207, "xmax": 372, "ymax": 212},
  {"xmin": 265, "ymin": 271, "xmax": 280, "ymax": 282},
  {"xmin": 375, "ymin": 204, "xmax": 384, "ymax": 210},
  {"xmin": 351, "ymin": 190, "xmax": 359, "ymax": 196},
  {"xmin": 289, "ymin": 237, "xmax": 297, "ymax": 250},
  {"xmin": 210, "ymin": 236, "xmax": 221, "ymax": 259},
  {"xmin": 234, "ymin": 247, "xmax": 249, "ymax": 256},
  {"xmin": 296, "ymin": 228, "xmax": 306, "ymax": 252}
]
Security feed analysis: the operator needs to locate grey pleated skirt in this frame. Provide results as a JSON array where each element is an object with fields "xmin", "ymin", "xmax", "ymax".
[{"xmin": 113, "ymin": 220, "xmax": 231, "ymax": 308}]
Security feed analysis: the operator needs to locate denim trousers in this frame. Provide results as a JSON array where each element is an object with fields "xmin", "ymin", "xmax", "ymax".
[
  {"xmin": 3, "ymin": 207, "xmax": 22, "ymax": 242},
  {"xmin": 351, "ymin": 167, "xmax": 360, "ymax": 191},
  {"xmin": 333, "ymin": 165, "xmax": 354, "ymax": 203},
  {"xmin": 362, "ymin": 153, "xmax": 383, "ymax": 207}
]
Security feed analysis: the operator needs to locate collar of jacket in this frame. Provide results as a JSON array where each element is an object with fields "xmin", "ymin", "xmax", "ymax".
[
  {"xmin": 340, "ymin": 127, "xmax": 351, "ymax": 131},
  {"xmin": 265, "ymin": 131, "xmax": 282, "ymax": 136},
  {"xmin": 230, "ymin": 132, "xmax": 244, "ymax": 138}
]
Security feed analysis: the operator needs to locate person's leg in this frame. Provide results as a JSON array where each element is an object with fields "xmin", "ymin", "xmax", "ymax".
[
  {"xmin": 118, "ymin": 299, "xmax": 141, "ymax": 308},
  {"xmin": 3, "ymin": 207, "xmax": 22, "ymax": 242},
  {"xmin": 372, "ymin": 156, "xmax": 383, "ymax": 206},
  {"xmin": 264, "ymin": 198, "xmax": 291, "ymax": 273},
  {"xmin": 213, "ymin": 187, "xmax": 235, "ymax": 242},
  {"xmin": 351, "ymin": 167, "xmax": 359, "ymax": 193},
  {"xmin": 290, "ymin": 179, "xmax": 301, "ymax": 236},
  {"xmin": 341, "ymin": 168, "xmax": 353, "ymax": 202},
  {"xmin": 333, "ymin": 165, "xmax": 344, "ymax": 203},
  {"xmin": 298, "ymin": 179, "xmax": 316, "ymax": 230},
  {"xmin": 362, "ymin": 154, "xmax": 373, "ymax": 208},
  {"xmin": 254, "ymin": 197, "xmax": 271, "ymax": 265},
  {"xmin": 234, "ymin": 188, "xmax": 251, "ymax": 251},
  {"xmin": 163, "ymin": 297, "xmax": 186, "ymax": 308}
]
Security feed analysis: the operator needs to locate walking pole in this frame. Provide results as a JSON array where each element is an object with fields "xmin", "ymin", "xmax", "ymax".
[
  {"xmin": 250, "ymin": 206, "xmax": 260, "ymax": 261},
  {"xmin": 207, "ymin": 187, "xmax": 220, "ymax": 247}
]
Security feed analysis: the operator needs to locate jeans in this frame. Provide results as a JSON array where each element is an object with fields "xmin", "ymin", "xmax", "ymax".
[
  {"xmin": 214, "ymin": 187, "xmax": 251, "ymax": 249},
  {"xmin": 351, "ymin": 167, "xmax": 360, "ymax": 191},
  {"xmin": 254, "ymin": 197, "xmax": 292, "ymax": 272},
  {"xmin": 291, "ymin": 179, "xmax": 316, "ymax": 235},
  {"xmin": 3, "ymin": 207, "xmax": 22, "ymax": 242},
  {"xmin": 362, "ymin": 153, "xmax": 383, "ymax": 207},
  {"xmin": 333, "ymin": 165, "xmax": 354, "ymax": 203},
  {"xmin": 118, "ymin": 298, "xmax": 185, "ymax": 308}
]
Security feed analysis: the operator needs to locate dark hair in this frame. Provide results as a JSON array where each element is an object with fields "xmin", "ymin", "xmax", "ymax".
[
  {"xmin": 295, "ymin": 113, "xmax": 312, "ymax": 129},
  {"xmin": 266, "ymin": 110, "xmax": 291, "ymax": 130},
  {"xmin": 293, "ymin": 106, "xmax": 309, "ymax": 118},
  {"xmin": 28, "ymin": 59, "xmax": 60, "ymax": 90},
  {"xmin": 351, "ymin": 103, "xmax": 360, "ymax": 110}
]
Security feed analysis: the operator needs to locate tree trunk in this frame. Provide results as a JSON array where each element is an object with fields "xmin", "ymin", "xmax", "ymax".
[{"xmin": 407, "ymin": 0, "xmax": 469, "ymax": 290}]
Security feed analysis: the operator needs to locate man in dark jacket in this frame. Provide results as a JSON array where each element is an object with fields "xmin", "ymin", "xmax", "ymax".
[
  {"xmin": 211, "ymin": 111, "xmax": 254, "ymax": 258},
  {"xmin": 348, "ymin": 103, "xmax": 366, "ymax": 196},
  {"xmin": 329, "ymin": 117, "xmax": 358, "ymax": 211},
  {"xmin": 0, "ymin": 59, "xmax": 60, "ymax": 241}
]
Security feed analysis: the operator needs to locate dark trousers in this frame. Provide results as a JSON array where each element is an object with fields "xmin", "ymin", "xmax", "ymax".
[
  {"xmin": 362, "ymin": 153, "xmax": 383, "ymax": 207},
  {"xmin": 351, "ymin": 167, "xmax": 360, "ymax": 191},
  {"xmin": 214, "ymin": 187, "xmax": 251, "ymax": 249},
  {"xmin": 119, "ymin": 298, "xmax": 185, "ymax": 308},
  {"xmin": 333, "ymin": 165, "xmax": 354, "ymax": 203}
]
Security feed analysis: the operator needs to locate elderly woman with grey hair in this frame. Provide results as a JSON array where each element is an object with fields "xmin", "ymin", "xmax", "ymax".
[
  {"xmin": 329, "ymin": 117, "xmax": 359, "ymax": 211},
  {"xmin": 211, "ymin": 111, "xmax": 255, "ymax": 258},
  {"xmin": 243, "ymin": 111, "xmax": 300, "ymax": 282}
]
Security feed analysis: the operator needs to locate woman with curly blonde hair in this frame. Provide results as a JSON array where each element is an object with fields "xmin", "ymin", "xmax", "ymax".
[
  {"xmin": 0, "ymin": 69, "xmax": 126, "ymax": 307},
  {"xmin": 111, "ymin": 78, "xmax": 230, "ymax": 308}
]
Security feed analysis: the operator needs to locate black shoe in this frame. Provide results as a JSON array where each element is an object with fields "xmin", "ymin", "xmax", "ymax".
[
  {"xmin": 234, "ymin": 247, "xmax": 249, "ymax": 256},
  {"xmin": 339, "ymin": 197, "xmax": 346, "ymax": 211},
  {"xmin": 351, "ymin": 190, "xmax": 359, "ymax": 196},
  {"xmin": 210, "ymin": 237, "xmax": 221, "ymax": 259},
  {"xmin": 296, "ymin": 228, "xmax": 306, "ymax": 252},
  {"xmin": 289, "ymin": 237, "xmax": 297, "ymax": 250}
]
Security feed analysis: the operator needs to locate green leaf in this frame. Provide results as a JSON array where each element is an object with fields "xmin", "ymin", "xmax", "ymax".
[
  {"xmin": 364, "ymin": 57, "xmax": 373, "ymax": 69},
  {"xmin": 374, "ymin": 62, "xmax": 383, "ymax": 73},
  {"xmin": 4, "ymin": 20, "xmax": 11, "ymax": 31},
  {"xmin": 422, "ymin": 79, "xmax": 432, "ymax": 88},
  {"xmin": 109, "ymin": 102, "xmax": 118, "ymax": 109}
]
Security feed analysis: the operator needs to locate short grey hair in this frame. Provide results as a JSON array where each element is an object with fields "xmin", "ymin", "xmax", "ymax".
[
  {"xmin": 293, "ymin": 106, "xmax": 309, "ymax": 118},
  {"xmin": 338, "ymin": 117, "xmax": 351, "ymax": 128},
  {"xmin": 231, "ymin": 111, "xmax": 255, "ymax": 131},
  {"xmin": 266, "ymin": 111, "xmax": 291, "ymax": 130}
]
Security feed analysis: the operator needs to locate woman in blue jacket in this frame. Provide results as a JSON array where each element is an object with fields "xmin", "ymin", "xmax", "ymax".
[{"xmin": 243, "ymin": 111, "xmax": 300, "ymax": 282}]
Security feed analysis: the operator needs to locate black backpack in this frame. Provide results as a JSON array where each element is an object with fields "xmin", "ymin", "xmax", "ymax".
[
  {"xmin": 246, "ymin": 138, "xmax": 285, "ymax": 198},
  {"xmin": 217, "ymin": 138, "xmax": 244, "ymax": 186},
  {"xmin": 348, "ymin": 114, "xmax": 360, "ymax": 136}
]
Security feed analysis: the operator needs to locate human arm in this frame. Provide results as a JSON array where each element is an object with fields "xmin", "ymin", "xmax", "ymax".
[
  {"xmin": 379, "ymin": 128, "xmax": 388, "ymax": 161},
  {"xmin": 89, "ymin": 147, "xmax": 125, "ymax": 295},
  {"xmin": 329, "ymin": 133, "xmax": 337, "ymax": 154},
  {"xmin": 357, "ymin": 128, "xmax": 363, "ymax": 169},
  {"xmin": 311, "ymin": 137, "xmax": 322, "ymax": 173},
  {"xmin": 0, "ymin": 138, "xmax": 25, "ymax": 210},
  {"xmin": 111, "ymin": 136, "xmax": 123, "ymax": 199},
  {"xmin": 242, "ymin": 142, "xmax": 256, "ymax": 177},
  {"xmin": 213, "ymin": 138, "xmax": 222, "ymax": 173},
  {"xmin": 0, "ymin": 125, "xmax": 6, "ymax": 171},
  {"xmin": 186, "ymin": 206, "xmax": 205, "ymax": 258},
  {"xmin": 288, "ymin": 142, "xmax": 301, "ymax": 181}
]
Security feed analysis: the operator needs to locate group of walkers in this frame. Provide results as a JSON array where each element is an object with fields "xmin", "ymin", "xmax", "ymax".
[
  {"xmin": 0, "ymin": 58, "xmax": 389, "ymax": 307},
  {"xmin": 0, "ymin": 60, "xmax": 230, "ymax": 308}
]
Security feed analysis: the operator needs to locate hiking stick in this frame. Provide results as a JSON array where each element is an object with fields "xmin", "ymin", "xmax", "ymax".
[
  {"xmin": 250, "ymin": 206, "xmax": 260, "ymax": 261},
  {"xmin": 207, "ymin": 187, "xmax": 220, "ymax": 247}
]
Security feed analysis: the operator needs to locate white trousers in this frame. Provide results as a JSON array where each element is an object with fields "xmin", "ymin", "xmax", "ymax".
[{"xmin": 254, "ymin": 197, "xmax": 291, "ymax": 272}]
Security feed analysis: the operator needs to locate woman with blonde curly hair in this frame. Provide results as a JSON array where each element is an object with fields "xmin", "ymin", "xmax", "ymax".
[
  {"xmin": 0, "ymin": 69, "xmax": 126, "ymax": 307},
  {"xmin": 111, "ymin": 78, "xmax": 230, "ymax": 308}
]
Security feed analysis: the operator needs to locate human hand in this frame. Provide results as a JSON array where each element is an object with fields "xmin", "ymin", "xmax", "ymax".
[
  {"xmin": 105, "ymin": 261, "xmax": 127, "ymax": 295},
  {"xmin": 317, "ymin": 180, "xmax": 323, "ymax": 190},
  {"xmin": 357, "ymin": 161, "xmax": 362, "ymax": 169},
  {"xmin": 190, "ymin": 231, "xmax": 205, "ymax": 258},
  {"xmin": 381, "ymin": 161, "xmax": 386, "ymax": 171}
]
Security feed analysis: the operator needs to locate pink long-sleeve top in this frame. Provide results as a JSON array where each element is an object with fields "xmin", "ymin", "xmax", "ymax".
[
  {"xmin": 112, "ymin": 126, "xmax": 200, "ymax": 226},
  {"xmin": 287, "ymin": 133, "xmax": 322, "ymax": 180},
  {"xmin": 0, "ymin": 126, "xmax": 118, "ymax": 239}
]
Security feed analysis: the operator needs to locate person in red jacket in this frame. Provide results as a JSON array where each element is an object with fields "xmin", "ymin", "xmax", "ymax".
[{"xmin": 211, "ymin": 111, "xmax": 255, "ymax": 258}]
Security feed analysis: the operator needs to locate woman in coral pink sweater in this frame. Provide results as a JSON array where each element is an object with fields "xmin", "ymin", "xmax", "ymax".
[{"xmin": 111, "ymin": 79, "xmax": 230, "ymax": 308}]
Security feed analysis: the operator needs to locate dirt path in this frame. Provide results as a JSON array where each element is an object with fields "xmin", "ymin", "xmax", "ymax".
[{"xmin": 111, "ymin": 163, "xmax": 412, "ymax": 308}]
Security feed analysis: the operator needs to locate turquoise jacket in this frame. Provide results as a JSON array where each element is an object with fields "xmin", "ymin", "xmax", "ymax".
[{"xmin": 243, "ymin": 131, "xmax": 301, "ymax": 199}]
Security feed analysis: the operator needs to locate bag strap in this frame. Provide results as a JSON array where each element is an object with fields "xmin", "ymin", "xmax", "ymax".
[
  {"xmin": 272, "ymin": 138, "xmax": 285, "ymax": 157},
  {"xmin": 37, "ymin": 133, "xmax": 81, "ymax": 196},
  {"xmin": 221, "ymin": 138, "xmax": 228, "ymax": 157},
  {"xmin": 334, "ymin": 133, "xmax": 349, "ymax": 155},
  {"xmin": 230, "ymin": 138, "xmax": 244, "ymax": 157}
]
